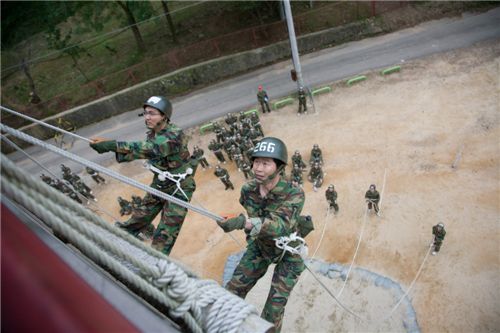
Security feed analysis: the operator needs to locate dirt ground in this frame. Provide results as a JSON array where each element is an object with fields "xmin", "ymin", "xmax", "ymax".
[{"xmin": 89, "ymin": 39, "xmax": 500, "ymax": 332}]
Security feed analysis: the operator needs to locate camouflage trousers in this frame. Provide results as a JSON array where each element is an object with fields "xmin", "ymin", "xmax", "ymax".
[
  {"xmin": 226, "ymin": 240, "xmax": 305, "ymax": 332},
  {"xmin": 433, "ymin": 238, "xmax": 443, "ymax": 252},
  {"xmin": 119, "ymin": 177, "xmax": 195, "ymax": 255},
  {"xmin": 367, "ymin": 201, "xmax": 379, "ymax": 213}
]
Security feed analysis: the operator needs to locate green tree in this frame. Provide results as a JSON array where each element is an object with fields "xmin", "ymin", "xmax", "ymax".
[
  {"xmin": 161, "ymin": 0, "xmax": 178, "ymax": 44},
  {"xmin": 115, "ymin": 1, "xmax": 155, "ymax": 53}
]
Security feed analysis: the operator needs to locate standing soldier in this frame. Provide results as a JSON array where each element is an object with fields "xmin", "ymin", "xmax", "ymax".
[
  {"xmin": 86, "ymin": 166, "xmax": 106, "ymax": 184},
  {"xmin": 89, "ymin": 96, "xmax": 196, "ymax": 255},
  {"xmin": 214, "ymin": 165, "xmax": 234, "ymax": 190},
  {"xmin": 192, "ymin": 145, "xmax": 210, "ymax": 170},
  {"xmin": 208, "ymin": 139, "xmax": 226, "ymax": 164},
  {"xmin": 248, "ymin": 128, "xmax": 260, "ymax": 145},
  {"xmin": 365, "ymin": 184, "xmax": 380, "ymax": 216},
  {"xmin": 217, "ymin": 137, "xmax": 308, "ymax": 332},
  {"xmin": 291, "ymin": 164, "xmax": 304, "ymax": 187},
  {"xmin": 308, "ymin": 161, "xmax": 324, "ymax": 192},
  {"xmin": 257, "ymin": 85, "xmax": 271, "ymax": 113},
  {"xmin": 310, "ymin": 144, "xmax": 323, "ymax": 166},
  {"xmin": 250, "ymin": 112, "xmax": 264, "ymax": 136},
  {"xmin": 325, "ymin": 184, "xmax": 339, "ymax": 214},
  {"xmin": 238, "ymin": 111, "xmax": 247, "ymax": 123},
  {"xmin": 432, "ymin": 223, "xmax": 446, "ymax": 255},
  {"xmin": 241, "ymin": 161, "xmax": 252, "ymax": 180},
  {"xmin": 61, "ymin": 164, "xmax": 71, "ymax": 176},
  {"xmin": 297, "ymin": 87, "xmax": 307, "ymax": 115},
  {"xmin": 291, "ymin": 150, "xmax": 307, "ymax": 170},
  {"xmin": 118, "ymin": 196, "xmax": 133, "ymax": 216},
  {"xmin": 232, "ymin": 145, "xmax": 244, "ymax": 172}
]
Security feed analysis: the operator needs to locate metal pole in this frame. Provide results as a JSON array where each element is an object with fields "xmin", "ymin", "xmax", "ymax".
[{"xmin": 283, "ymin": 0, "xmax": 304, "ymax": 89}]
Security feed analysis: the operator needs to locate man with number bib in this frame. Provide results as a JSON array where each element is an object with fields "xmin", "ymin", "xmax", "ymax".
[
  {"xmin": 217, "ymin": 137, "xmax": 307, "ymax": 332},
  {"xmin": 89, "ymin": 96, "xmax": 195, "ymax": 255}
]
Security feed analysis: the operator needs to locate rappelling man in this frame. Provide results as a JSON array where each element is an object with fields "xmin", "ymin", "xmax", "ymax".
[
  {"xmin": 217, "ymin": 137, "xmax": 310, "ymax": 332},
  {"xmin": 432, "ymin": 223, "xmax": 446, "ymax": 255},
  {"xmin": 89, "ymin": 96, "xmax": 196, "ymax": 255}
]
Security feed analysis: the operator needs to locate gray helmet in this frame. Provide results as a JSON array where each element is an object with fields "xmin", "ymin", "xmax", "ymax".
[
  {"xmin": 313, "ymin": 144, "xmax": 319, "ymax": 149},
  {"xmin": 328, "ymin": 184, "xmax": 334, "ymax": 189},
  {"xmin": 370, "ymin": 184, "xmax": 376, "ymax": 190},
  {"xmin": 438, "ymin": 223, "xmax": 444, "ymax": 228},
  {"xmin": 143, "ymin": 96, "xmax": 172, "ymax": 119},
  {"xmin": 252, "ymin": 137, "xmax": 288, "ymax": 165}
]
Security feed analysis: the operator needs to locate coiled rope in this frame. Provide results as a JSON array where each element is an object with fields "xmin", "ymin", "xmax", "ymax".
[{"xmin": 1, "ymin": 155, "xmax": 263, "ymax": 333}]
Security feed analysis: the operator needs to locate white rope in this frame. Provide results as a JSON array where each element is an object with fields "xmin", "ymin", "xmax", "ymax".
[
  {"xmin": 379, "ymin": 168, "xmax": 388, "ymax": 211},
  {"xmin": 336, "ymin": 207, "xmax": 369, "ymax": 298},
  {"xmin": 1, "ymin": 155, "xmax": 260, "ymax": 333},
  {"xmin": 0, "ymin": 123, "xmax": 225, "ymax": 222},
  {"xmin": 1, "ymin": 105, "xmax": 92, "ymax": 143},
  {"xmin": 311, "ymin": 208, "xmax": 331, "ymax": 258}
]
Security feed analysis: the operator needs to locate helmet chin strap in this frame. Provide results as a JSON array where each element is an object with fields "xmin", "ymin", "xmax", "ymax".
[{"xmin": 254, "ymin": 164, "xmax": 285, "ymax": 185}]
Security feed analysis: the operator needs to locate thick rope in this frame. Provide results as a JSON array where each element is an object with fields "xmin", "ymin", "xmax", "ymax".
[
  {"xmin": 1, "ymin": 156, "xmax": 259, "ymax": 333},
  {"xmin": 1, "ymin": 105, "xmax": 92, "ymax": 143},
  {"xmin": 2, "ymin": 135, "xmax": 121, "ymax": 223},
  {"xmin": 1, "ymin": 123, "xmax": 224, "ymax": 222}
]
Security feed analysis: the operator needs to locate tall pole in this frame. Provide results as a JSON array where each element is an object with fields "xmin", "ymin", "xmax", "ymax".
[{"xmin": 283, "ymin": 0, "xmax": 304, "ymax": 89}]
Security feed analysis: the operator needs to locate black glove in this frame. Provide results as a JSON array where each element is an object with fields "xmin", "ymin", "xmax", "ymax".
[
  {"xmin": 217, "ymin": 214, "xmax": 246, "ymax": 233},
  {"xmin": 90, "ymin": 140, "xmax": 117, "ymax": 154}
]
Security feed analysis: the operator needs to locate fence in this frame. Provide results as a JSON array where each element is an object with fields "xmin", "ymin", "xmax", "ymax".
[{"xmin": 1, "ymin": 1, "xmax": 407, "ymax": 129}]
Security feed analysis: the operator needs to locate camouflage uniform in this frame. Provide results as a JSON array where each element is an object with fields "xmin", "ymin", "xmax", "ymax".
[
  {"xmin": 192, "ymin": 146, "xmax": 210, "ymax": 169},
  {"xmin": 297, "ymin": 88, "xmax": 307, "ymax": 114},
  {"xmin": 325, "ymin": 187, "xmax": 339, "ymax": 213},
  {"xmin": 308, "ymin": 163, "xmax": 324, "ymax": 190},
  {"xmin": 290, "ymin": 164, "xmax": 304, "ymax": 186},
  {"xmin": 114, "ymin": 123, "xmax": 196, "ymax": 255},
  {"xmin": 55, "ymin": 179, "xmax": 82, "ymax": 203},
  {"xmin": 365, "ymin": 187, "xmax": 380, "ymax": 214},
  {"xmin": 226, "ymin": 178, "xmax": 305, "ymax": 332},
  {"xmin": 250, "ymin": 113, "xmax": 264, "ymax": 137},
  {"xmin": 257, "ymin": 89, "xmax": 271, "ymax": 113},
  {"xmin": 310, "ymin": 145, "xmax": 323, "ymax": 166},
  {"xmin": 432, "ymin": 224, "xmax": 446, "ymax": 253},
  {"xmin": 225, "ymin": 113, "xmax": 238, "ymax": 127},
  {"xmin": 214, "ymin": 166, "xmax": 234, "ymax": 190},
  {"xmin": 208, "ymin": 140, "xmax": 226, "ymax": 163},
  {"xmin": 118, "ymin": 196, "xmax": 133, "ymax": 216},
  {"xmin": 291, "ymin": 151, "xmax": 306, "ymax": 170},
  {"xmin": 241, "ymin": 162, "xmax": 252, "ymax": 180},
  {"xmin": 238, "ymin": 111, "xmax": 247, "ymax": 123},
  {"xmin": 86, "ymin": 166, "xmax": 106, "ymax": 184}
]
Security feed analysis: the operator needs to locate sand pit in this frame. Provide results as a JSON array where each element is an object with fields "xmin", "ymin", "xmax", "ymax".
[{"xmin": 86, "ymin": 40, "xmax": 500, "ymax": 332}]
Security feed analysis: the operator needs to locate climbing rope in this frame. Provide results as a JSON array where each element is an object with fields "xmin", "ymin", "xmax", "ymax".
[
  {"xmin": 1, "ymin": 123, "xmax": 224, "ymax": 222},
  {"xmin": 1, "ymin": 105, "xmax": 91, "ymax": 143},
  {"xmin": 2, "ymin": 135, "xmax": 121, "ymax": 223},
  {"xmin": 311, "ymin": 208, "xmax": 332, "ymax": 259},
  {"xmin": 1, "ymin": 155, "xmax": 264, "ymax": 333}
]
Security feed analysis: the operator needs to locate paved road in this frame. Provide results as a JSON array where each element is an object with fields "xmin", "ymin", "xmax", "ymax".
[{"xmin": 7, "ymin": 7, "xmax": 500, "ymax": 175}]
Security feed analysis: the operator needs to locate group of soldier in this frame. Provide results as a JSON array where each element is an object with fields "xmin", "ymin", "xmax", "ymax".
[{"xmin": 40, "ymin": 164, "xmax": 104, "ymax": 204}]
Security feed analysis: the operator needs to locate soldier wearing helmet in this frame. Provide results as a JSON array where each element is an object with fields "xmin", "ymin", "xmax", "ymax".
[
  {"xmin": 291, "ymin": 150, "xmax": 307, "ymax": 170},
  {"xmin": 432, "ymin": 223, "xmax": 446, "ymax": 255},
  {"xmin": 217, "ymin": 137, "xmax": 309, "ymax": 332},
  {"xmin": 365, "ymin": 184, "xmax": 380, "ymax": 216},
  {"xmin": 89, "ymin": 96, "xmax": 196, "ymax": 256},
  {"xmin": 257, "ymin": 85, "xmax": 271, "ymax": 113},
  {"xmin": 310, "ymin": 144, "xmax": 323, "ymax": 166},
  {"xmin": 308, "ymin": 161, "xmax": 324, "ymax": 192},
  {"xmin": 325, "ymin": 184, "xmax": 339, "ymax": 213},
  {"xmin": 291, "ymin": 163, "xmax": 304, "ymax": 187},
  {"xmin": 297, "ymin": 86, "xmax": 307, "ymax": 115},
  {"xmin": 225, "ymin": 112, "xmax": 238, "ymax": 126}
]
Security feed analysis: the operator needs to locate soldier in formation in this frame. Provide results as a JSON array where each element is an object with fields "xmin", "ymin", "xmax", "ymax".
[
  {"xmin": 297, "ymin": 87, "xmax": 307, "ymax": 115},
  {"xmin": 432, "ymin": 223, "xmax": 446, "ymax": 255},
  {"xmin": 325, "ymin": 184, "xmax": 339, "ymax": 214},
  {"xmin": 40, "ymin": 174, "xmax": 82, "ymax": 204},
  {"xmin": 365, "ymin": 184, "xmax": 380, "ymax": 216},
  {"xmin": 86, "ymin": 166, "xmax": 106, "ymax": 184},
  {"xmin": 214, "ymin": 165, "xmax": 234, "ymax": 190},
  {"xmin": 308, "ymin": 161, "xmax": 324, "ymax": 192},
  {"xmin": 257, "ymin": 85, "xmax": 271, "ymax": 113},
  {"xmin": 291, "ymin": 150, "xmax": 307, "ymax": 170},
  {"xmin": 90, "ymin": 96, "xmax": 196, "ymax": 256},
  {"xmin": 61, "ymin": 164, "xmax": 95, "ymax": 202},
  {"xmin": 208, "ymin": 139, "xmax": 226, "ymax": 164},
  {"xmin": 192, "ymin": 145, "xmax": 210, "ymax": 170},
  {"xmin": 290, "ymin": 163, "xmax": 304, "ymax": 187},
  {"xmin": 217, "ymin": 137, "xmax": 310, "ymax": 332},
  {"xmin": 310, "ymin": 144, "xmax": 323, "ymax": 166}
]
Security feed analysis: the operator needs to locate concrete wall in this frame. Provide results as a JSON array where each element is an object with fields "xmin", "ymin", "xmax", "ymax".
[{"xmin": 3, "ymin": 19, "xmax": 383, "ymax": 153}]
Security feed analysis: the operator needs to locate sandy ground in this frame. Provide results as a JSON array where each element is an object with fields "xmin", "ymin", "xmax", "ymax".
[{"xmin": 88, "ymin": 39, "xmax": 500, "ymax": 332}]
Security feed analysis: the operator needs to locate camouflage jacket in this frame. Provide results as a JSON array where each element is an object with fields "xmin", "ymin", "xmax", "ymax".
[
  {"xmin": 298, "ymin": 90, "xmax": 306, "ymax": 102},
  {"xmin": 240, "ymin": 177, "xmax": 305, "ymax": 258},
  {"xmin": 309, "ymin": 166, "xmax": 323, "ymax": 180},
  {"xmin": 365, "ymin": 190, "xmax": 380, "ymax": 203},
  {"xmin": 214, "ymin": 168, "xmax": 230, "ymax": 179},
  {"xmin": 292, "ymin": 154, "xmax": 306, "ymax": 168},
  {"xmin": 257, "ymin": 90, "xmax": 269, "ymax": 102},
  {"xmin": 432, "ymin": 226, "xmax": 446, "ymax": 240},
  {"xmin": 192, "ymin": 148, "xmax": 205, "ymax": 160},
  {"xmin": 208, "ymin": 141, "xmax": 223, "ymax": 152},
  {"xmin": 325, "ymin": 189, "xmax": 337, "ymax": 202},
  {"xmin": 115, "ymin": 123, "xmax": 191, "ymax": 175}
]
